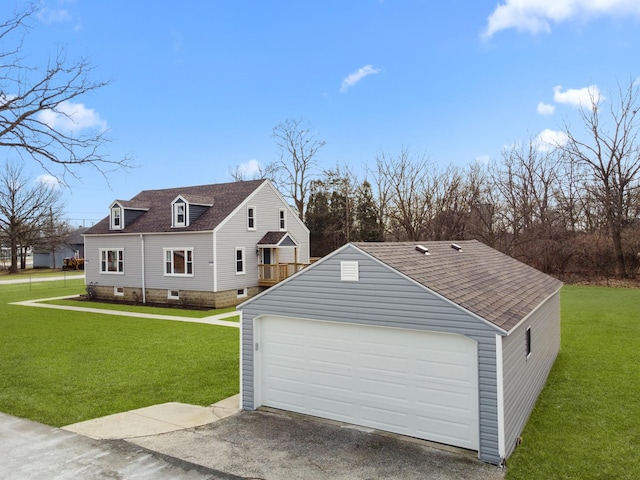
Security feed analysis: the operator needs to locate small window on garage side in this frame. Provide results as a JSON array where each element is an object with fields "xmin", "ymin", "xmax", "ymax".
[
  {"xmin": 525, "ymin": 327, "xmax": 532, "ymax": 358},
  {"xmin": 341, "ymin": 261, "xmax": 359, "ymax": 281}
]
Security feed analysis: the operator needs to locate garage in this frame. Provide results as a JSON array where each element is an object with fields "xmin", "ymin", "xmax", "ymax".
[
  {"xmin": 240, "ymin": 241, "xmax": 563, "ymax": 464},
  {"xmin": 255, "ymin": 315, "xmax": 479, "ymax": 450}
]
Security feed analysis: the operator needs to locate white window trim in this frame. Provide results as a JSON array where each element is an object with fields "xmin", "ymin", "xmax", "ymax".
[
  {"xmin": 235, "ymin": 247, "xmax": 246, "ymax": 275},
  {"xmin": 279, "ymin": 208, "xmax": 286, "ymax": 231},
  {"xmin": 173, "ymin": 201, "xmax": 187, "ymax": 228},
  {"xmin": 168, "ymin": 289, "xmax": 180, "ymax": 300},
  {"xmin": 237, "ymin": 288, "xmax": 247, "ymax": 298},
  {"xmin": 110, "ymin": 207, "xmax": 123, "ymax": 230},
  {"xmin": 114, "ymin": 286, "xmax": 124, "ymax": 297},
  {"xmin": 164, "ymin": 248, "xmax": 194, "ymax": 277},
  {"xmin": 99, "ymin": 248, "xmax": 124, "ymax": 274},
  {"xmin": 247, "ymin": 206, "xmax": 256, "ymax": 231}
]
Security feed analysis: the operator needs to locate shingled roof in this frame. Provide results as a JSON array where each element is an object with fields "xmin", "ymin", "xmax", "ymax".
[
  {"xmin": 85, "ymin": 179, "xmax": 266, "ymax": 234},
  {"xmin": 352, "ymin": 240, "xmax": 563, "ymax": 332}
]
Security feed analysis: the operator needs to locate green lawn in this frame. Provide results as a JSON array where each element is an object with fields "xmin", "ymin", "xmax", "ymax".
[
  {"xmin": 506, "ymin": 285, "xmax": 640, "ymax": 480},
  {"xmin": 0, "ymin": 279, "xmax": 239, "ymax": 427}
]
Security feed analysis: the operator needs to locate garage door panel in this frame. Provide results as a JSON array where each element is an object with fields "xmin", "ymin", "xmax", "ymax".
[
  {"xmin": 257, "ymin": 317, "xmax": 479, "ymax": 451},
  {"xmin": 416, "ymin": 415, "xmax": 477, "ymax": 449},
  {"xmin": 361, "ymin": 404, "xmax": 410, "ymax": 432},
  {"xmin": 309, "ymin": 370, "xmax": 354, "ymax": 393}
]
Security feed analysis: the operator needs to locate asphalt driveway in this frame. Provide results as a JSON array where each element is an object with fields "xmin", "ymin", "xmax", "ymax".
[{"xmin": 130, "ymin": 409, "xmax": 504, "ymax": 480}]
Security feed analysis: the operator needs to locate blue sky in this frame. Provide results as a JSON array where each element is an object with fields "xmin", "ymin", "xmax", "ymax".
[{"xmin": 6, "ymin": 0, "xmax": 640, "ymax": 227}]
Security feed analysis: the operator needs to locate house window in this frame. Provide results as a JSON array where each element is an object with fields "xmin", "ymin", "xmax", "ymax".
[
  {"xmin": 173, "ymin": 202, "xmax": 186, "ymax": 227},
  {"xmin": 168, "ymin": 289, "xmax": 180, "ymax": 300},
  {"xmin": 279, "ymin": 208, "xmax": 286, "ymax": 231},
  {"xmin": 237, "ymin": 288, "xmax": 247, "ymax": 298},
  {"xmin": 114, "ymin": 286, "xmax": 124, "ymax": 296},
  {"xmin": 235, "ymin": 247, "xmax": 245, "ymax": 274},
  {"xmin": 110, "ymin": 207, "xmax": 122, "ymax": 230},
  {"xmin": 247, "ymin": 206, "xmax": 256, "ymax": 230},
  {"xmin": 100, "ymin": 248, "xmax": 124, "ymax": 274},
  {"xmin": 526, "ymin": 327, "xmax": 532, "ymax": 358},
  {"xmin": 165, "ymin": 248, "xmax": 194, "ymax": 276}
]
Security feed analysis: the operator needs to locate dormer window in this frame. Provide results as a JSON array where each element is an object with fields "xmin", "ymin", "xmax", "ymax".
[
  {"xmin": 173, "ymin": 201, "xmax": 186, "ymax": 227},
  {"xmin": 110, "ymin": 205, "xmax": 122, "ymax": 230}
]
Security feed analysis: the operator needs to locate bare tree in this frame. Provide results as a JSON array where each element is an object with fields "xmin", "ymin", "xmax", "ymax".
[
  {"xmin": 374, "ymin": 148, "xmax": 434, "ymax": 241},
  {"xmin": 0, "ymin": 161, "xmax": 64, "ymax": 273},
  {"xmin": 559, "ymin": 82, "xmax": 640, "ymax": 277},
  {"xmin": 267, "ymin": 118, "xmax": 325, "ymax": 220},
  {"xmin": 0, "ymin": 5, "xmax": 131, "ymax": 180}
]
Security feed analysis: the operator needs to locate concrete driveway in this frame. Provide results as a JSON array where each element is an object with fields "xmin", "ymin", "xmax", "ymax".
[{"xmin": 130, "ymin": 409, "xmax": 504, "ymax": 480}]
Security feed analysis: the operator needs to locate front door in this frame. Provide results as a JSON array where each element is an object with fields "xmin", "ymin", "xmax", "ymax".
[{"xmin": 262, "ymin": 248, "xmax": 272, "ymax": 279}]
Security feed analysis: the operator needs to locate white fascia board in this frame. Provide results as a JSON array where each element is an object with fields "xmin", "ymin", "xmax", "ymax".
[
  {"xmin": 264, "ymin": 180, "xmax": 310, "ymax": 234},
  {"xmin": 213, "ymin": 180, "xmax": 267, "ymax": 235}
]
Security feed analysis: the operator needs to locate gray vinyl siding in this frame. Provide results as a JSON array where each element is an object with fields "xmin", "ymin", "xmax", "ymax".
[
  {"xmin": 239, "ymin": 244, "xmax": 502, "ymax": 464},
  {"xmin": 84, "ymin": 234, "xmax": 142, "ymax": 288},
  {"xmin": 143, "ymin": 232, "xmax": 213, "ymax": 291},
  {"xmin": 501, "ymin": 290, "xmax": 560, "ymax": 458},
  {"xmin": 215, "ymin": 182, "xmax": 310, "ymax": 291}
]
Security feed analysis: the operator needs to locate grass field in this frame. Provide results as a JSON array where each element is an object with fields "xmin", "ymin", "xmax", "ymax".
[
  {"xmin": 506, "ymin": 285, "xmax": 640, "ymax": 480},
  {"xmin": 1, "ymin": 278, "xmax": 638, "ymax": 478},
  {"xmin": 0, "ymin": 279, "xmax": 239, "ymax": 427}
]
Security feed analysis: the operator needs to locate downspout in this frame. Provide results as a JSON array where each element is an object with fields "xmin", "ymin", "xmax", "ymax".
[
  {"xmin": 213, "ymin": 230, "xmax": 217, "ymax": 292},
  {"xmin": 140, "ymin": 234, "xmax": 146, "ymax": 304}
]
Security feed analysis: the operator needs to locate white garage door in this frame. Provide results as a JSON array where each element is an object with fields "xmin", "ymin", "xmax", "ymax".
[{"xmin": 255, "ymin": 316, "xmax": 479, "ymax": 450}]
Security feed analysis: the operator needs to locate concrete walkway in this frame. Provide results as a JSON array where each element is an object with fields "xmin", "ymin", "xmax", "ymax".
[
  {"xmin": 63, "ymin": 395, "xmax": 240, "ymax": 440},
  {"xmin": 9, "ymin": 295, "xmax": 241, "ymax": 327}
]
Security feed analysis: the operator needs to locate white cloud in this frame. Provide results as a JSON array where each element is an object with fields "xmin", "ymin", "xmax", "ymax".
[
  {"xmin": 340, "ymin": 65, "xmax": 381, "ymax": 93},
  {"xmin": 35, "ymin": 174, "xmax": 62, "ymax": 189},
  {"xmin": 553, "ymin": 84, "xmax": 601, "ymax": 108},
  {"xmin": 37, "ymin": 101, "xmax": 108, "ymax": 133},
  {"xmin": 537, "ymin": 102, "xmax": 555, "ymax": 115},
  {"xmin": 475, "ymin": 154, "xmax": 491, "ymax": 164},
  {"xmin": 236, "ymin": 159, "xmax": 262, "ymax": 178},
  {"xmin": 535, "ymin": 128, "xmax": 569, "ymax": 151},
  {"xmin": 483, "ymin": 0, "xmax": 640, "ymax": 39},
  {"xmin": 38, "ymin": 8, "xmax": 72, "ymax": 24}
]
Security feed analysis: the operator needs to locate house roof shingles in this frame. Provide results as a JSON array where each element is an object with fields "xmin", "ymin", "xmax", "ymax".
[
  {"xmin": 353, "ymin": 240, "xmax": 563, "ymax": 332},
  {"xmin": 86, "ymin": 179, "xmax": 266, "ymax": 235}
]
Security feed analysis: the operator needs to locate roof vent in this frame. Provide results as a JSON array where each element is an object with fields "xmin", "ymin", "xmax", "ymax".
[
  {"xmin": 415, "ymin": 245, "xmax": 430, "ymax": 255},
  {"xmin": 451, "ymin": 243, "xmax": 462, "ymax": 252}
]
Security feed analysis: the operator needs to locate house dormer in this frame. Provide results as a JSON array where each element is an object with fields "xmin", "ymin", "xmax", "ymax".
[
  {"xmin": 109, "ymin": 200, "xmax": 149, "ymax": 230},
  {"xmin": 172, "ymin": 196, "xmax": 187, "ymax": 227},
  {"xmin": 171, "ymin": 194, "xmax": 213, "ymax": 228},
  {"xmin": 110, "ymin": 201, "xmax": 124, "ymax": 230}
]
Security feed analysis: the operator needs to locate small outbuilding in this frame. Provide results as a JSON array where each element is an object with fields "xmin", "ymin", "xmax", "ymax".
[{"xmin": 238, "ymin": 241, "xmax": 563, "ymax": 465}]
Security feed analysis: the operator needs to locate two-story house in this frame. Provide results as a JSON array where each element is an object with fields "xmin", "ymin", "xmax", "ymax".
[{"xmin": 83, "ymin": 179, "xmax": 310, "ymax": 308}]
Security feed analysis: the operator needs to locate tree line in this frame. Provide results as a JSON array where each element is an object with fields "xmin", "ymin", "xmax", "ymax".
[{"xmin": 267, "ymin": 85, "xmax": 640, "ymax": 280}]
